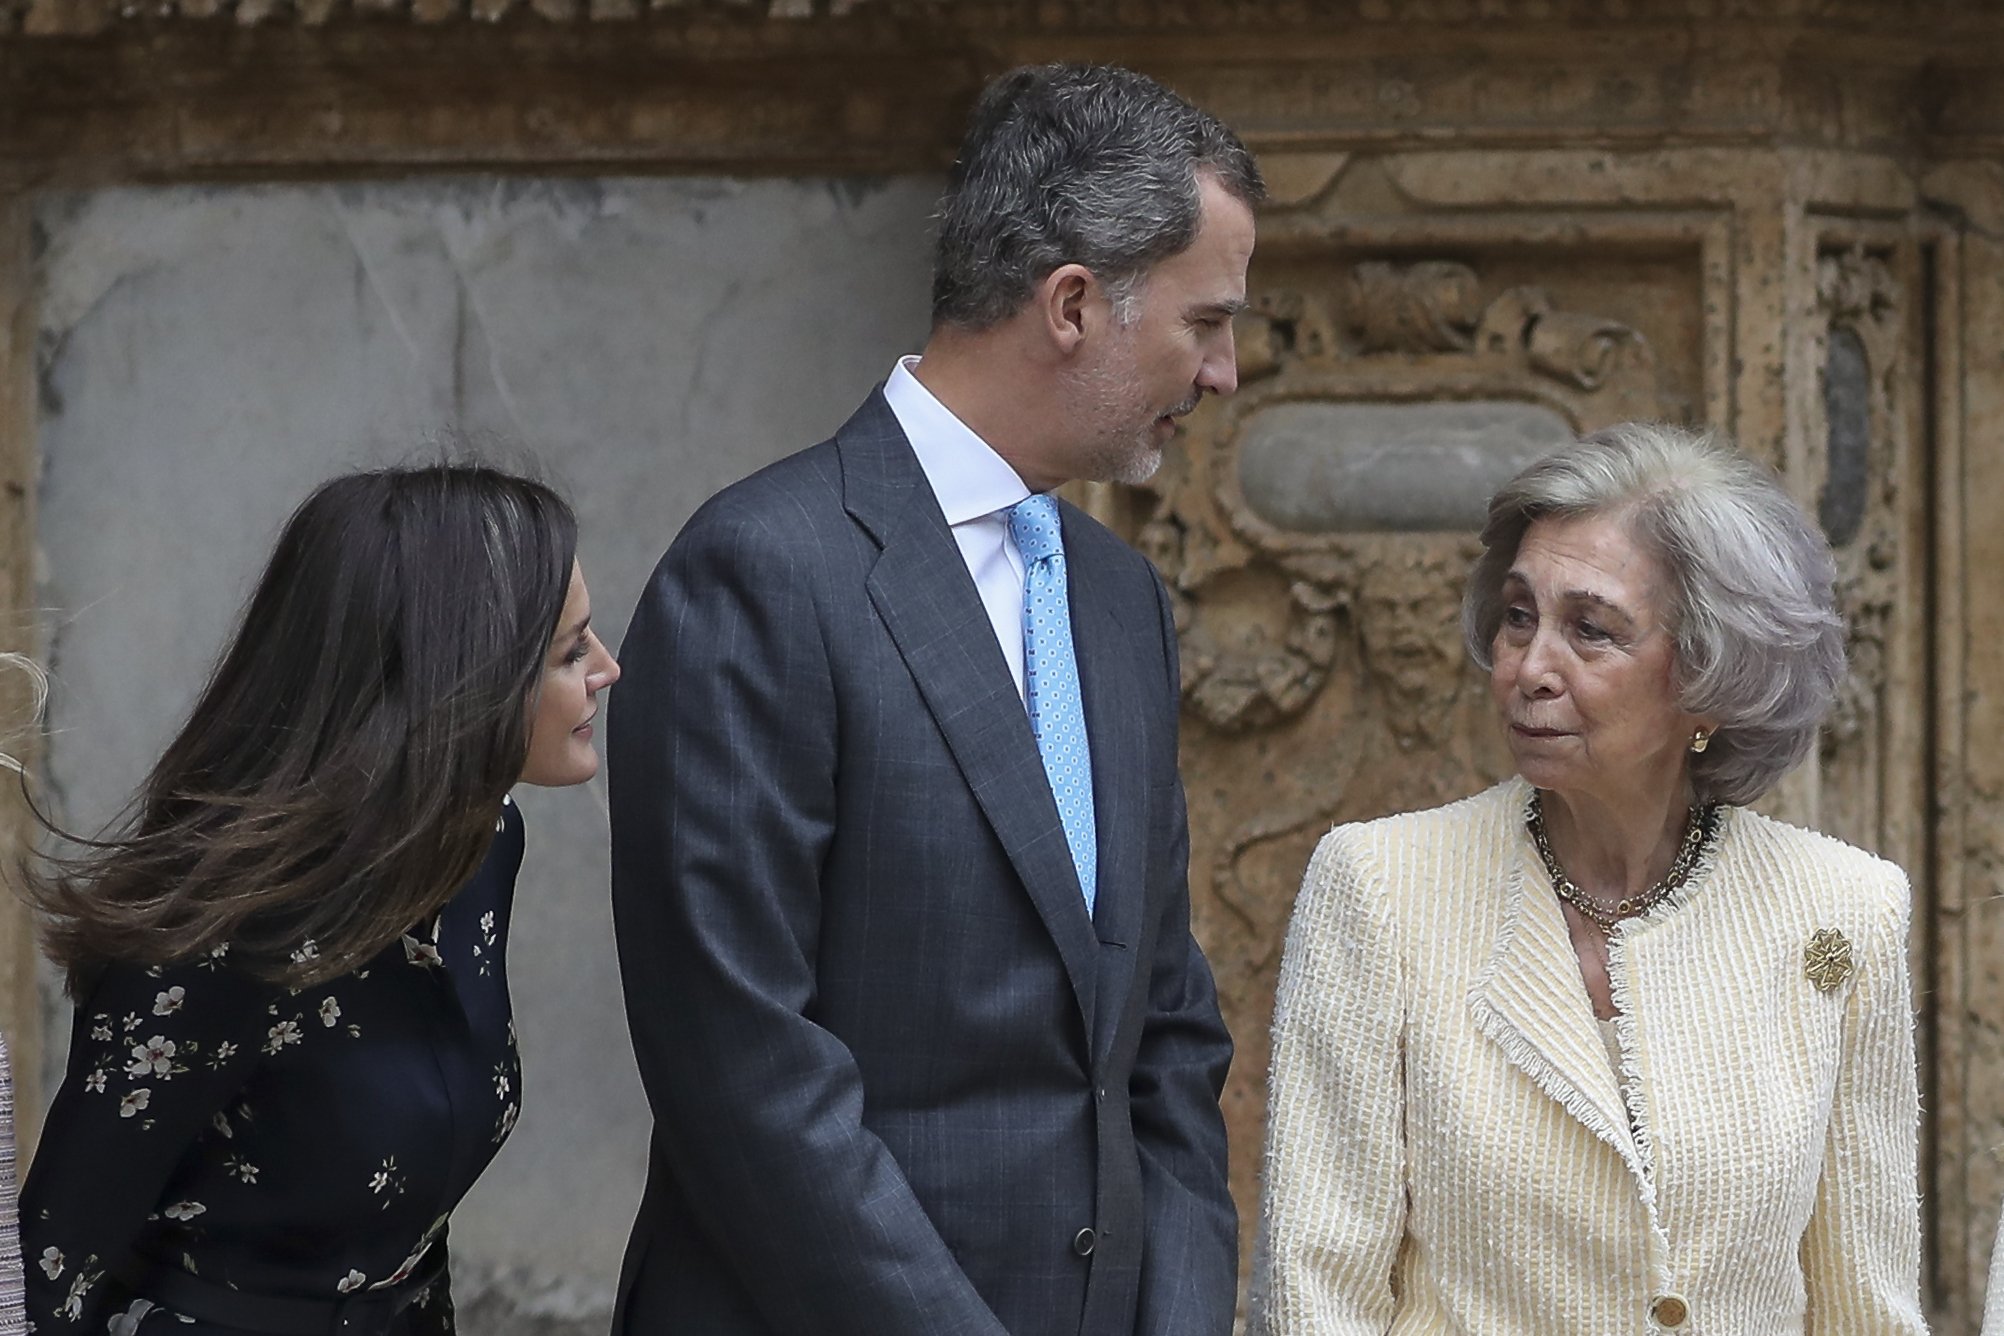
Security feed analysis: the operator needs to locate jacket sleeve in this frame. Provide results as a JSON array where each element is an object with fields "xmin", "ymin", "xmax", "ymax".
[
  {"xmin": 21, "ymin": 953, "xmax": 269, "ymax": 1335},
  {"xmin": 1799, "ymin": 872, "xmax": 1926, "ymax": 1334},
  {"xmin": 1128, "ymin": 571, "xmax": 1238, "ymax": 1336},
  {"xmin": 606, "ymin": 499, "xmax": 1008, "ymax": 1336},
  {"xmin": 1247, "ymin": 828, "xmax": 1407, "ymax": 1336}
]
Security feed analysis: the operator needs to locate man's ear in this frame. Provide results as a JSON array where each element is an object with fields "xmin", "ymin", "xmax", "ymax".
[{"xmin": 1036, "ymin": 264, "xmax": 1097, "ymax": 356}]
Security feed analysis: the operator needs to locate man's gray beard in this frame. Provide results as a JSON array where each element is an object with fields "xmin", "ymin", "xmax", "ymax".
[
  {"xmin": 1109, "ymin": 438, "xmax": 1165, "ymax": 485},
  {"xmin": 1074, "ymin": 427, "xmax": 1164, "ymax": 487}
]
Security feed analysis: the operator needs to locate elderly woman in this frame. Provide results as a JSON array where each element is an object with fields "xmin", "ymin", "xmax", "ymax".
[{"xmin": 1250, "ymin": 423, "xmax": 1924, "ymax": 1334}]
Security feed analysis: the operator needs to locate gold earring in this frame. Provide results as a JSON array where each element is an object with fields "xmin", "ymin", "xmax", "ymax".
[{"xmin": 1690, "ymin": 729, "xmax": 1711, "ymax": 754}]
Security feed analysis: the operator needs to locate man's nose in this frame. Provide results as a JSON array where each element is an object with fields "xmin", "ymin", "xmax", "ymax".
[{"xmin": 1203, "ymin": 329, "xmax": 1240, "ymax": 397}]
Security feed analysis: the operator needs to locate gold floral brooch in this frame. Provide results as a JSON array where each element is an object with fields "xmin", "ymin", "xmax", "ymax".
[{"xmin": 1804, "ymin": 928, "xmax": 1854, "ymax": 992}]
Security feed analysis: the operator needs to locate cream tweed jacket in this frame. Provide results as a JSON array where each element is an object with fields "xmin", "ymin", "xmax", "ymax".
[{"xmin": 1249, "ymin": 778, "xmax": 1924, "ymax": 1336}]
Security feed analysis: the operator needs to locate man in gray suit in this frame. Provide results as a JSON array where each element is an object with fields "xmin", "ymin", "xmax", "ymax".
[{"xmin": 608, "ymin": 63, "xmax": 1262, "ymax": 1336}]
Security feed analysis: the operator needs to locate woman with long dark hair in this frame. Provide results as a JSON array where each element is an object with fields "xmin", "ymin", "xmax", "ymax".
[{"xmin": 20, "ymin": 464, "xmax": 619, "ymax": 1335}]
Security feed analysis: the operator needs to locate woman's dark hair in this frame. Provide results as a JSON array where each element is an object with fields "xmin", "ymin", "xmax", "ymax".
[{"xmin": 26, "ymin": 463, "xmax": 577, "ymax": 995}]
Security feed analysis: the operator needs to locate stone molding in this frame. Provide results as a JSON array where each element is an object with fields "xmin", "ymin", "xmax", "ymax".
[{"xmin": 9, "ymin": 0, "xmax": 2004, "ymax": 35}]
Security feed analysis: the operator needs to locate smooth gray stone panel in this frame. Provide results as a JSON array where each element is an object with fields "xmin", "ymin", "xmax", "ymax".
[{"xmin": 1236, "ymin": 399, "xmax": 1575, "ymax": 533}]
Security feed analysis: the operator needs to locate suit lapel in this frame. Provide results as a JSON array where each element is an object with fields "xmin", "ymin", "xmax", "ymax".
[
  {"xmin": 1065, "ymin": 507, "xmax": 1147, "ymax": 1064},
  {"xmin": 1467, "ymin": 805, "xmax": 1650, "ymax": 1194},
  {"xmin": 840, "ymin": 394, "xmax": 1099, "ymax": 1036}
]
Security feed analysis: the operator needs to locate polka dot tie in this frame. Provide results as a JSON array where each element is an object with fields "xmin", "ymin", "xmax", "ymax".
[{"xmin": 1008, "ymin": 494, "xmax": 1097, "ymax": 915}]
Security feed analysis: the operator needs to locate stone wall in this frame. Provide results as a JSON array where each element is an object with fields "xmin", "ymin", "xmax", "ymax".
[{"xmin": 11, "ymin": 1, "xmax": 2004, "ymax": 1329}]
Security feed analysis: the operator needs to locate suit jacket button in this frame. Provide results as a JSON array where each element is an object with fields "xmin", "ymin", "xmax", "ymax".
[
  {"xmin": 1072, "ymin": 1227, "xmax": 1096, "ymax": 1257},
  {"xmin": 1650, "ymin": 1294, "xmax": 1689, "ymax": 1328}
]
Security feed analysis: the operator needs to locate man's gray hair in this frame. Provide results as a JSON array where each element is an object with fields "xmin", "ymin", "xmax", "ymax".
[
  {"xmin": 1463, "ymin": 422, "xmax": 1847, "ymax": 807},
  {"xmin": 930, "ymin": 63, "xmax": 1264, "ymax": 331}
]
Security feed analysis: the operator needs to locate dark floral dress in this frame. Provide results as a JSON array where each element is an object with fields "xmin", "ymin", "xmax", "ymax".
[{"xmin": 22, "ymin": 798, "xmax": 526, "ymax": 1336}]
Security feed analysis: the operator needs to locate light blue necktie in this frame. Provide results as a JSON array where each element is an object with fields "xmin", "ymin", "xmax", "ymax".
[{"xmin": 1008, "ymin": 494, "xmax": 1097, "ymax": 915}]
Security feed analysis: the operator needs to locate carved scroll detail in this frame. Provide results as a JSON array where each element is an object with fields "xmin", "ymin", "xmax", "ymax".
[{"xmin": 1161, "ymin": 258, "xmax": 1662, "ymax": 733}]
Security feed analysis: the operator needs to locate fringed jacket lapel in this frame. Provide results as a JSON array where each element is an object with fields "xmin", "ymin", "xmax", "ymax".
[{"xmin": 1467, "ymin": 788, "xmax": 1654, "ymax": 1205}]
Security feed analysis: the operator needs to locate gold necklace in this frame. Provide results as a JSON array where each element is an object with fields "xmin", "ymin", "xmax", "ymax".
[{"xmin": 1527, "ymin": 791, "xmax": 1719, "ymax": 934}]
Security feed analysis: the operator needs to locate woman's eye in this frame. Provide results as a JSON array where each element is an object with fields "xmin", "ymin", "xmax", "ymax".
[
  {"xmin": 564, "ymin": 638, "xmax": 590, "ymax": 665},
  {"xmin": 1576, "ymin": 620, "xmax": 1610, "ymax": 642},
  {"xmin": 1502, "ymin": 605, "xmax": 1534, "ymax": 628}
]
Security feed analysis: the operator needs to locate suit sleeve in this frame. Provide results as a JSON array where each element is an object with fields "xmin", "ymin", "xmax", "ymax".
[
  {"xmin": 1799, "ymin": 873, "xmax": 1926, "ymax": 1334},
  {"xmin": 1128, "ymin": 573, "xmax": 1239, "ymax": 1335},
  {"xmin": 1247, "ymin": 829, "xmax": 1407, "ymax": 1336},
  {"xmin": 607, "ymin": 499, "xmax": 1008, "ymax": 1336},
  {"xmin": 21, "ymin": 954, "xmax": 269, "ymax": 1335}
]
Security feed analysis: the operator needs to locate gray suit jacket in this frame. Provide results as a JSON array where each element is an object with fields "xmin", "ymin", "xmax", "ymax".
[{"xmin": 607, "ymin": 390, "xmax": 1236, "ymax": 1335}]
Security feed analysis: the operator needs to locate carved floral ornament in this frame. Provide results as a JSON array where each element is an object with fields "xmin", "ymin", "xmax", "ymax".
[{"xmin": 1141, "ymin": 258, "xmax": 1664, "ymax": 734}]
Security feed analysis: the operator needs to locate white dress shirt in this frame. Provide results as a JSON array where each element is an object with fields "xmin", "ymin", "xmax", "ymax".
[{"xmin": 882, "ymin": 355, "xmax": 1034, "ymax": 701}]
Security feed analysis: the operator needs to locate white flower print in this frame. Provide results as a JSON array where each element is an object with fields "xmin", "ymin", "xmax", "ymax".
[
  {"xmin": 211, "ymin": 1110, "xmax": 233, "ymax": 1139},
  {"xmin": 208, "ymin": 1040, "xmax": 239, "ymax": 1069},
  {"xmin": 162, "ymin": 1201, "xmax": 206, "ymax": 1222},
  {"xmin": 262, "ymin": 1020, "xmax": 302, "ymax": 1055},
  {"xmin": 61, "ymin": 1265, "xmax": 96, "ymax": 1320},
  {"xmin": 337, "ymin": 1270, "xmax": 367, "ymax": 1294},
  {"xmin": 126, "ymin": 1035, "xmax": 176, "ymax": 1078},
  {"xmin": 226, "ymin": 1153, "xmax": 259, "ymax": 1184},
  {"xmin": 121, "ymin": 1011, "xmax": 142, "ymax": 1033},
  {"xmin": 477, "ymin": 909, "xmax": 499, "ymax": 976},
  {"xmin": 493, "ymin": 1101, "xmax": 519, "ymax": 1144},
  {"xmin": 83, "ymin": 1068, "xmax": 107, "ymax": 1095},
  {"xmin": 107, "ymin": 1298, "xmax": 158, "ymax": 1336},
  {"xmin": 89, "ymin": 1015, "xmax": 113, "ymax": 1042},
  {"xmin": 494, "ymin": 1066, "xmax": 511, "ymax": 1101},
  {"xmin": 152, "ymin": 986, "xmax": 186, "ymax": 1016},
  {"xmin": 402, "ymin": 935, "xmax": 442, "ymax": 969},
  {"xmin": 290, "ymin": 939, "xmax": 320, "ymax": 964},
  {"xmin": 319, "ymin": 997, "xmax": 342, "ymax": 1028},
  {"xmin": 37, "ymin": 1246, "xmax": 61, "ymax": 1280},
  {"xmin": 119, "ymin": 1088, "xmax": 151, "ymax": 1119},
  {"xmin": 368, "ymin": 1155, "xmax": 406, "ymax": 1207}
]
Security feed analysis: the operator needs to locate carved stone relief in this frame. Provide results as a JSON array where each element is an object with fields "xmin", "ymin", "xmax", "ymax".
[
  {"xmin": 1811, "ymin": 246, "xmax": 1905, "ymax": 848},
  {"xmin": 1119, "ymin": 250, "xmax": 1689, "ymax": 1277}
]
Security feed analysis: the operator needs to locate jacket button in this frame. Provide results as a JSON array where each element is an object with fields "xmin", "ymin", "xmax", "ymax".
[
  {"xmin": 1072, "ymin": 1227, "xmax": 1096, "ymax": 1257},
  {"xmin": 1650, "ymin": 1294, "xmax": 1689, "ymax": 1328}
]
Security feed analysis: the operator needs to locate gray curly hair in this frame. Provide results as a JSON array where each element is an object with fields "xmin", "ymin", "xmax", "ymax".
[{"xmin": 1463, "ymin": 422, "xmax": 1847, "ymax": 806}]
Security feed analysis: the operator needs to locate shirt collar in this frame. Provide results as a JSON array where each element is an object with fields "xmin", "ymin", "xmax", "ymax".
[{"xmin": 882, "ymin": 355, "xmax": 1031, "ymax": 525}]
